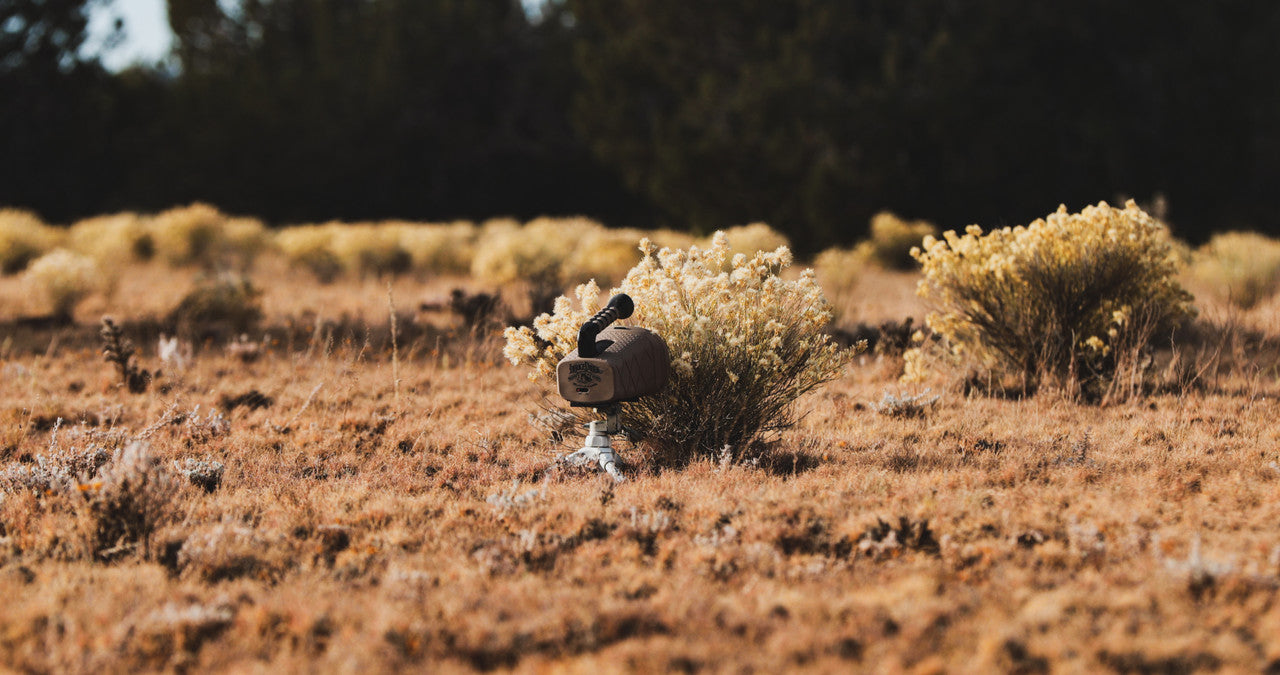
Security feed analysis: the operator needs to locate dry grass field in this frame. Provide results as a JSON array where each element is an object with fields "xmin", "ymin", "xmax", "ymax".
[{"xmin": 3, "ymin": 248, "xmax": 1280, "ymax": 674}]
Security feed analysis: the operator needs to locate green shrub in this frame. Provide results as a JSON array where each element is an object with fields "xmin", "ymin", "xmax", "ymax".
[{"xmin": 907, "ymin": 201, "xmax": 1194, "ymax": 397}]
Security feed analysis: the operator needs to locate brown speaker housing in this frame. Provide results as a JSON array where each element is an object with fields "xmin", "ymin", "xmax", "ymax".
[{"xmin": 557, "ymin": 326, "xmax": 670, "ymax": 406}]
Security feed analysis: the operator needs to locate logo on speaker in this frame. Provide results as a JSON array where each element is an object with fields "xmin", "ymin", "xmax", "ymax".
[{"xmin": 568, "ymin": 362, "xmax": 603, "ymax": 388}]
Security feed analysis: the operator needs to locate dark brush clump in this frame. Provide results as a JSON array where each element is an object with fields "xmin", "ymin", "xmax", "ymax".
[
  {"xmin": 220, "ymin": 389, "xmax": 275, "ymax": 412},
  {"xmin": 829, "ymin": 317, "xmax": 924, "ymax": 356},
  {"xmin": 100, "ymin": 317, "xmax": 152, "ymax": 394}
]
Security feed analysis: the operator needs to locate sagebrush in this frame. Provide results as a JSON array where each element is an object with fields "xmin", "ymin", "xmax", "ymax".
[
  {"xmin": 859, "ymin": 211, "xmax": 938, "ymax": 270},
  {"xmin": 1191, "ymin": 231, "xmax": 1280, "ymax": 309},
  {"xmin": 0, "ymin": 208, "xmax": 61, "ymax": 275},
  {"xmin": 24, "ymin": 249, "xmax": 101, "ymax": 318},
  {"xmin": 505, "ymin": 232, "xmax": 849, "ymax": 463},
  {"xmin": 907, "ymin": 200, "xmax": 1194, "ymax": 397}
]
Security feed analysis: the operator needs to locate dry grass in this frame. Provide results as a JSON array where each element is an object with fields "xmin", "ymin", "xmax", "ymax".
[{"xmin": 1, "ymin": 250, "xmax": 1280, "ymax": 674}]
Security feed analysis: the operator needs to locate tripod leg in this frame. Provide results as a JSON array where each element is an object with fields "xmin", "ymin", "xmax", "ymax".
[
  {"xmin": 556, "ymin": 420, "xmax": 625, "ymax": 481},
  {"xmin": 598, "ymin": 447, "xmax": 624, "ymax": 482}
]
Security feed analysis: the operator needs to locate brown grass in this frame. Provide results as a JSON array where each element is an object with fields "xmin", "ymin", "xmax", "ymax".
[{"xmin": 1, "ymin": 252, "xmax": 1279, "ymax": 673}]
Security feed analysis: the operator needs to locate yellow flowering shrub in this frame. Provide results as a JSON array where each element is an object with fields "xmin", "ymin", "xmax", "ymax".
[
  {"xmin": 813, "ymin": 246, "xmax": 866, "ymax": 300},
  {"xmin": 149, "ymin": 203, "xmax": 228, "ymax": 266},
  {"xmin": 279, "ymin": 220, "xmax": 480, "ymax": 279},
  {"xmin": 275, "ymin": 224, "xmax": 343, "ymax": 282},
  {"xmin": 220, "ymin": 217, "xmax": 271, "ymax": 271},
  {"xmin": 149, "ymin": 205, "xmax": 271, "ymax": 270},
  {"xmin": 393, "ymin": 221, "xmax": 478, "ymax": 275},
  {"xmin": 471, "ymin": 217, "xmax": 600, "ymax": 286},
  {"xmin": 24, "ymin": 249, "xmax": 101, "ymax": 318},
  {"xmin": 68, "ymin": 213, "xmax": 154, "ymax": 264},
  {"xmin": 907, "ymin": 200, "xmax": 1193, "ymax": 395},
  {"xmin": 857, "ymin": 212, "xmax": 938, "ymax": 270},
  {"xmin": 1190, "ymin": 232, "xmax": 1280, "ymax": 309},
  {"xmin": 478, "ymin": 217, "xmax": 521, "ymax": 238},
  {"xmin": 0, "ymin": 208, "xmax": 63, "ymax": 274},
  {"xmin": 560, "ymin": 227, "xmax": 648, "ymax": 286},
  {"xmin": 504, "ymin": 232, "xmax": 849, "ymax": 463},
  {"xmin": 329, "ymin": 224, "xmax": 412, "ymax": 277},
  {"xmin": 471, "ymin": 219, "xmax": 695, "ymax": 289}
]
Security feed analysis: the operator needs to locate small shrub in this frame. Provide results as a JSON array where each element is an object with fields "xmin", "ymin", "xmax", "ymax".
[
  {"xmin": 0, "ymin": 208, "xmax": 62, "ymax": 274},
  {"xmin": 68, "ymin": 212, "xmax": 154, "ymax": 264},
  {"xmin": 127, "ymin": 600, "xmax": 235, "ymax": 665},
  {"xmin": 81, "ymin": 441, "xmax": 178, "ymax": 561},
  {"xmin": 855, "ymin": 516, "xmax": 940, "ymax": 559},
  {"xmin": 874, "ymin": 389, "xmax": 940, "ymax": 418},
  {"xmin": 173, "ymin": 458, "xmax": 225, "ymax": 493},
  {"xmin": 1191, "ymin": 231, "xmax": 1280, "ymax": 309},
  {"xmin": 814, "ymin": 213, "xmax": 936, "ymax": 289},
  {"xmin": 505, "ymin": 233, "xmax": 850, "ymax": 463},
  {"xmin": 0, "ymin": 445, "xmax": 112, "ymax": 494},
  {"xmin": 472, "ymin": 217, "xmax": 600, "ymax": 287},
  {"xmin": 177, "ymin": 523, "xmax": 283, "ymax": 581},
  {"xmin": 486, "ymin": 478, "xmax": 547, "ymax": 518},
  {"xmin": 561, "ymin": 227, "xmax": 647, "ymax": 286},
  {"xmin": 813, "ymin": 246, "xmax": 865, "ymax": 300},
  {"xmin": 330, "ymin": 223, "xmax": 412, "ymax": 278},
  {"xmin": 443, "ymin": 288, "xmax": 505, "ymax": 329},
  {"xmin": 180, "ymin": 406, "xmax": 230, "ymax": 444},
  {"xmin": 219, "ymin": 389, "xmax": 274, "ymax": 412},
  {"xmin": 473, "ymin": 217, "xmax": 604, "ymax": 314},
  {"xmin": 24, "ymin": 249, "xmax": 101, "ymax": 318},
  {"xmin": 149, "ymin": 203, "xmax": 227, "ymax": 266},
  {"xmin": 167, "ymin": 275, "xmax": 263, "ymax": 336},
  {"xmin": 219, "ymin": 216, "xmax": 271, "ymax": 271},
  {"xmin": 101, "ymin": 316, "xmax": 153, "ymax": 393},
  {"xmin": 838, "ymin": 317, "xmax": 923, "ymax": 356},
  {"xmin": 394, "ymin": 221, "xmax": 477, "ymax": 275},
  {"xmin": 276, "ymin": 224, "xmax": 343, "ymax": 282},
  {"xmin": 857, "ymin": 211, "xmax": 938, "ymax": 270},
  {"xmin": 907, "ymin": 200, "xmax": 1194, "ymax": 397}
]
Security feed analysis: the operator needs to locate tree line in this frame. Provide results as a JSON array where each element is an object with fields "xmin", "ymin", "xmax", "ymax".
[{"xmin": 3, "ymin": 0, "xmax": 1279, "ymax": 251}]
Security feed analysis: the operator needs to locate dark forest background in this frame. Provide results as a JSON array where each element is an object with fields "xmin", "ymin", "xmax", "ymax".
[{"xmin": 3, "ymin": 0, "xmax": 1279, "ymax": 252}]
